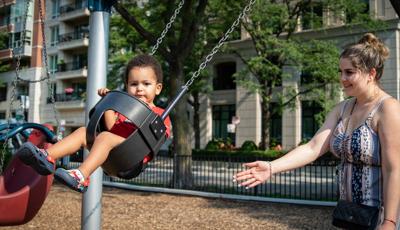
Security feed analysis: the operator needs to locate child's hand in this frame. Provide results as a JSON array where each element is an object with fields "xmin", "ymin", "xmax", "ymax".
[{"xmin": 97, "ymin": 88, "xmax": 110, "ymax": 97}]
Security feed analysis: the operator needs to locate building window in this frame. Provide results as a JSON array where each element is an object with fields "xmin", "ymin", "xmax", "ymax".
[
  {"xmin": 269, "ymin": 103, "xmax": 282, "ymax": 147},
  {"xmin": 0, "ymin": 112, "xmax": 5, "ymax": 120},
  {"xmin": 346, "ymin": 0, "xmax": 369, "ymax": 23},
  {"xmin": 52, "ymin": 0, "xmax": 60, "ymax": 18},
  {"xmin": 301, "ymin": 2, "xmax": 323, "ymax": 30},
  {"xmin": 301, "ymin": 101, "xmax": 323, "ymax": 141},
  {"xmin": 212, "ymin": 104, "xmax": 236, "ymax": 143},
  {"xmin": 49, "ymin": 55, "xmax": 58, "ymax": 73},
  {"xmin": 50, "ymin": 26, "xmax": 59, "ymax": 46},
  {"xmin": 0, "ymin": 86, "xmax": 7, "ymax": 101},
  {"xmin": 213, "ymin": 62, "xmax": 236, "ymax": 90}
]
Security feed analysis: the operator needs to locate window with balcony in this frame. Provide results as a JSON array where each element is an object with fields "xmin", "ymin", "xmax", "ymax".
[
  {"xmin": 213, "ymin": 62, "xmax": 236, "ymax": 90},
  {"xmin": 50, "ymin": 26, "xmax": 59, "ymax": 47},
  {"xmin": 212, "ymin": 104, "xmax": 236, "ymax": 144},
  {"xmin": 49, "ymin": 55, "xmax": 58, "ymax": 73},
  {"xmin": 51, "ymin": 0, "xmax": 60, "ymax": 18},
  {"xmin": 72, "ymin": 53, "xmax": 87, "ymax": 69},
  {"xmin": 0, "ymin": 86, "xmax": 7, "ymax": 101},
  {"xmin": 301, "ymin": 2, "xmax": 323, "ymax": 30},
  {"xmin": 301, "ymin": 101, "xmax": 323, "ymax": 141}
]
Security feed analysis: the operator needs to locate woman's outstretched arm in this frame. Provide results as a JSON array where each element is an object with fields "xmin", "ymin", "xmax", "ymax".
[{"xmin": 234, "ymin": 102, "xmax": 343, "ymax": 188}]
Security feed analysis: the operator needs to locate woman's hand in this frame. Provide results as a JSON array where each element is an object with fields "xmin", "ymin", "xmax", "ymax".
[
  {"xmin": 97, "ymin": 88, "xmax": 110, "ymax": 97},
  {"xmin": 233, "ymin": 161, "xmax": 272, "ymax": 188}
]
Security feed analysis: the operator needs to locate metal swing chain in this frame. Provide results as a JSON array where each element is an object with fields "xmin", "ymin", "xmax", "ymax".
[
  {"xmin": 183, "ymin": 0, "xmax": 256, "ymax": 89},
  {"xmin": 0, "ymin": 0, "xmax": 32, "ymax": 173},
  {"xmin": 149, "ymin": 0, "xmax": 185, "ymax": 56},
  {"xmin": 38, "ymin": 0, "xmax": 61, "ymax": 131}
]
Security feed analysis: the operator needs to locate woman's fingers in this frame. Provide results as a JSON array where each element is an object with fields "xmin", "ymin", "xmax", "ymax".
[
  {"xmin": 234, "ymin": 169, "xmax": 252, "ymax": 178},
  {"xmin": 243, "ymin": 161, "xmax": 259, "ymax": 168},
  {"xmin": 233, "ymin": 173, "xmax": 253, "ymax": 182}
]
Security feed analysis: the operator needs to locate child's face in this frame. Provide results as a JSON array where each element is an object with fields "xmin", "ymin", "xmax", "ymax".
[{"xmin": 126, "ymin": 66, "xmax": 162, "ymax": 106}]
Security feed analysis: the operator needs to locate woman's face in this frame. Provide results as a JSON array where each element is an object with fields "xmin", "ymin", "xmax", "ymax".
[{"xmin": 339, "ymin": 58, "xmax": 371, "ymax": 97}]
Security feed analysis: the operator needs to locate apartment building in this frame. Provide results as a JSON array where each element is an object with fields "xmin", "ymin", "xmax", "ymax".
[
  {"xmin": 198, "ymin": 0, "xmax": 400, "ymax": 149},
  {"xmin": 0, "ymin": 0, "xmax": 399, "ymax": 150}
]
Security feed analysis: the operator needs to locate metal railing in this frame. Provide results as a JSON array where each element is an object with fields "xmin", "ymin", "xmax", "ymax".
[
  {"xmin": 60, "ymin": 1, "xmax": 87, "ymax": 15},
  {"xmin": 65, "ymin": 155, "xmax": 340, "ymax": 202},
  {"xmin": 57, "ymin": 61, "xmax": 87, "ymax": 72},
  {"xmin": 47, "ymin": 93, "xmax": 84, "ymax": 103},
  {"xmin": 58, "ymin": 31, "xmax": 89, "ymax": 43}
]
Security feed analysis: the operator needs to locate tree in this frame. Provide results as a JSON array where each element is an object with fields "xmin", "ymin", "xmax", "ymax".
[
  {"xmin": 231, "ymin": 0, "xmax": 379, "ymax": 149},
  {"xmin": 110, "ymin": 0, "xmax": 242, "ymax": 188}
]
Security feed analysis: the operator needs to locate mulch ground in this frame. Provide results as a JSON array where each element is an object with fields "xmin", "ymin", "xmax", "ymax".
[{"xmin": 1, "ymin": 182, "xmax": 338, "ymax": 230}]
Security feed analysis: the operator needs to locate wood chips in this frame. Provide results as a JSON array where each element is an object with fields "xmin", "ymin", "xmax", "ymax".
[{"xmin": 0, "ymin": 183, "xmax": 337, "ymax": 230}]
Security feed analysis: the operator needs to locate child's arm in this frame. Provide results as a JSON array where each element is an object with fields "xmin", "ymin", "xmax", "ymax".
[
  {"xmin": 103, "ymin": 110, "xmax": 117, "ymax": 130},
  {"xmin": 97, "ymin": 87, "xmax": 117, "ymax": 130}
]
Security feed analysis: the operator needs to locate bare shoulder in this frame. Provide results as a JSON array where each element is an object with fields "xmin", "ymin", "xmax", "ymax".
[
  {"xmin": 378, "ymin": 97, "xmax": 400, "ymax": 124},
  {"xmin": 380, "ymin": 97, "xmax": 400, "ymax": 114}
]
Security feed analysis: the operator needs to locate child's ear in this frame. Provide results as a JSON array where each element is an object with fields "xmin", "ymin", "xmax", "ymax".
[{"xmin": 155, "ymin": 83, "xmax": 162, "ymax": 95}]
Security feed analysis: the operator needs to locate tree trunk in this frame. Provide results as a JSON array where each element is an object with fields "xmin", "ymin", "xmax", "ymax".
[
  {"xmin": 260, "ymin": 98, "xmax": 271, "ymax": 150},
  {"xmin": 169, "ymin": 61, "xmax": 193, "ymax": 189},
  {"xmin": 193, "ymin": 92, "xmax": 201, "ymax": 149}
]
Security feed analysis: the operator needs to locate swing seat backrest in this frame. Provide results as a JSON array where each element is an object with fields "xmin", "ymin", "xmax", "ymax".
[{"xmin": 87, "ymin": 91, "xmax": 167, "ymax": 179}]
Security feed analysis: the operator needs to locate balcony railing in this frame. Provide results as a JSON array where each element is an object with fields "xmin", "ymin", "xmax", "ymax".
[
  {"xmin": 58, "ymin": 31, "xmax": 89, "ymax": 44},
  {"xmin": 60, "ymin": 1, "xmax": 87, "ymax": 15},
  {"xmin": 47, "ymin": 93, "xmax": 84, "ymax": 103},
  {"xmin": 0, "ymin": 16, "xmax": 10, "ymax": 27},
  {"xmin": 57, "ymin": 61, "xmax": 87, "ymax": 72}
]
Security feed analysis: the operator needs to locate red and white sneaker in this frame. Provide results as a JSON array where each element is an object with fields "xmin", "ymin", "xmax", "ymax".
[{"xmin": 54, "ymin": 168, "xmax": 89, "ymax": 193}]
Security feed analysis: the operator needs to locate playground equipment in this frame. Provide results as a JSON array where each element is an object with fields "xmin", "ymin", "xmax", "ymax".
[{"xmin": 0, "ymin": 123, "xmax": 57, "ymax": 226}]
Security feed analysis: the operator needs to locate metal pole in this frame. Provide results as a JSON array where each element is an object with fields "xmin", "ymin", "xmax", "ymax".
[{"xmin": 83, "ymin": 1, "xmax": 115, "ymax": 229}]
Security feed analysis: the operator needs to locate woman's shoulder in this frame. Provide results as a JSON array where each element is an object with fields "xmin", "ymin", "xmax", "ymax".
[
  {"xmin": 379, "ymin": 96, "xmax": 400, "ymax": 114},
  {"xmin": 331, "ymin": 98, "xmax": 354, "ymax": 116}
]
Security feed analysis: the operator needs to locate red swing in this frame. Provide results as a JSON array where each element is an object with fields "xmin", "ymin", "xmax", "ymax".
[{"xmin": 0, "ymin": 124, "xmax": 56, "ymax": 226}]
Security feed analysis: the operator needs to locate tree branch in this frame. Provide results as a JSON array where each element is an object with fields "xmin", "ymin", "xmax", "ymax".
[
  {"xmin": 113, "ymin": 2, "xmax": 173, "ymax": 60},
  {"xmin": 232, "ymin": 50, "xmax": 260, "ymax": 81},
  {"xmin": 178, "ymin": 0, "xmax": 208, "ymax": 59},
  {"xmin": 281, "ymin": 82, "xmax": 327, "ymax": 107}
]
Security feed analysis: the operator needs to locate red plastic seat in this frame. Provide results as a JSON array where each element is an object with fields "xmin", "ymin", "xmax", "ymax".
[
  {"xmin": 0, "ymin": 125, "xmax": 54, "ymax": 226},
  {"xmin": 0, "ymin": 157, "xmax": 53, "ymax": 226}
]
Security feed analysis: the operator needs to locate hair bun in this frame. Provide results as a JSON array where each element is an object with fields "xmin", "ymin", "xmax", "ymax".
[{"xmin": 358, "ymin": 33, "xmax": 389, "ymax": 60}]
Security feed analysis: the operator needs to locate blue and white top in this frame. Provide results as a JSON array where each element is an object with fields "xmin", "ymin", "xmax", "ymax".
[{"xmin": 330, "ymin": 96, "xmax": 390, "ymax": 207}]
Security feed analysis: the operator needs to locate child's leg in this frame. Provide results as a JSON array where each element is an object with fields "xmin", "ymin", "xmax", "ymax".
[
  {"xmin": 78, "ymin": 131, "xmax": 125, "ymax": 178},
  {"xmin": 46, "ymin": 126, "xmax": 87, "ymax": 160}
]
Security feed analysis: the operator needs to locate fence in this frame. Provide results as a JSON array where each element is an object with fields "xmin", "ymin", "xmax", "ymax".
[{"xmin": 66, "ymin": 155, "xmax": 340, "ymax": 202}]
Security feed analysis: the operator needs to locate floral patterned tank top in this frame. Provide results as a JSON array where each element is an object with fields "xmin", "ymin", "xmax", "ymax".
[{"xmin": 329, "ymin": 96, "xmax": 390, "ymax": 207}]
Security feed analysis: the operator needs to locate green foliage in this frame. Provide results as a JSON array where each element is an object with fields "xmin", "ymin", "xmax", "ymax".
[
  {"xmin": 240, "ymin": 140, "xmax": 258, "ymax": 151},
  {"xmin": 205, "ymin": 138, "xmax": 235, "ymax": 151},
  {"xmin": 192, "ymin": 149, "xmax": 286, "ymax": 161}
]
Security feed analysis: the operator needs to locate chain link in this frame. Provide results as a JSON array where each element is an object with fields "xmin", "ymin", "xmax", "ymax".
[
  {"xmin": 38, "ymin": 0, "xmax": 60, "ymax": 131},
  {"xmin": 149, "ymin": 0, "xmax": 185, "ymax": 56},
  {"xmin": 0, "ymin": 0, "xmax": 32, "ymax": 173},
  {"xmin": 184, "ymin": 0, "xmax": 256, "ymax": 89}
]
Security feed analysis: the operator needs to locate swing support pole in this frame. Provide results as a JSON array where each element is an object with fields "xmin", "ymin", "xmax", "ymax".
[{"xmin": 83, "ymin": 1, "xmax": 117, "ymax": 229}]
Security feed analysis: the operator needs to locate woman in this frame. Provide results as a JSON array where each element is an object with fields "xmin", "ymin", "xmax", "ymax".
[{"xmin": 233, "ymin": 33, "xmax": 400, "ymax": 229}]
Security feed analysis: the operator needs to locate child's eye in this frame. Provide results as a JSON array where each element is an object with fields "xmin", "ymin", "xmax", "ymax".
[{"xmin": 130, "ymin": 82, "xmax": 138, "ymax": 86}]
